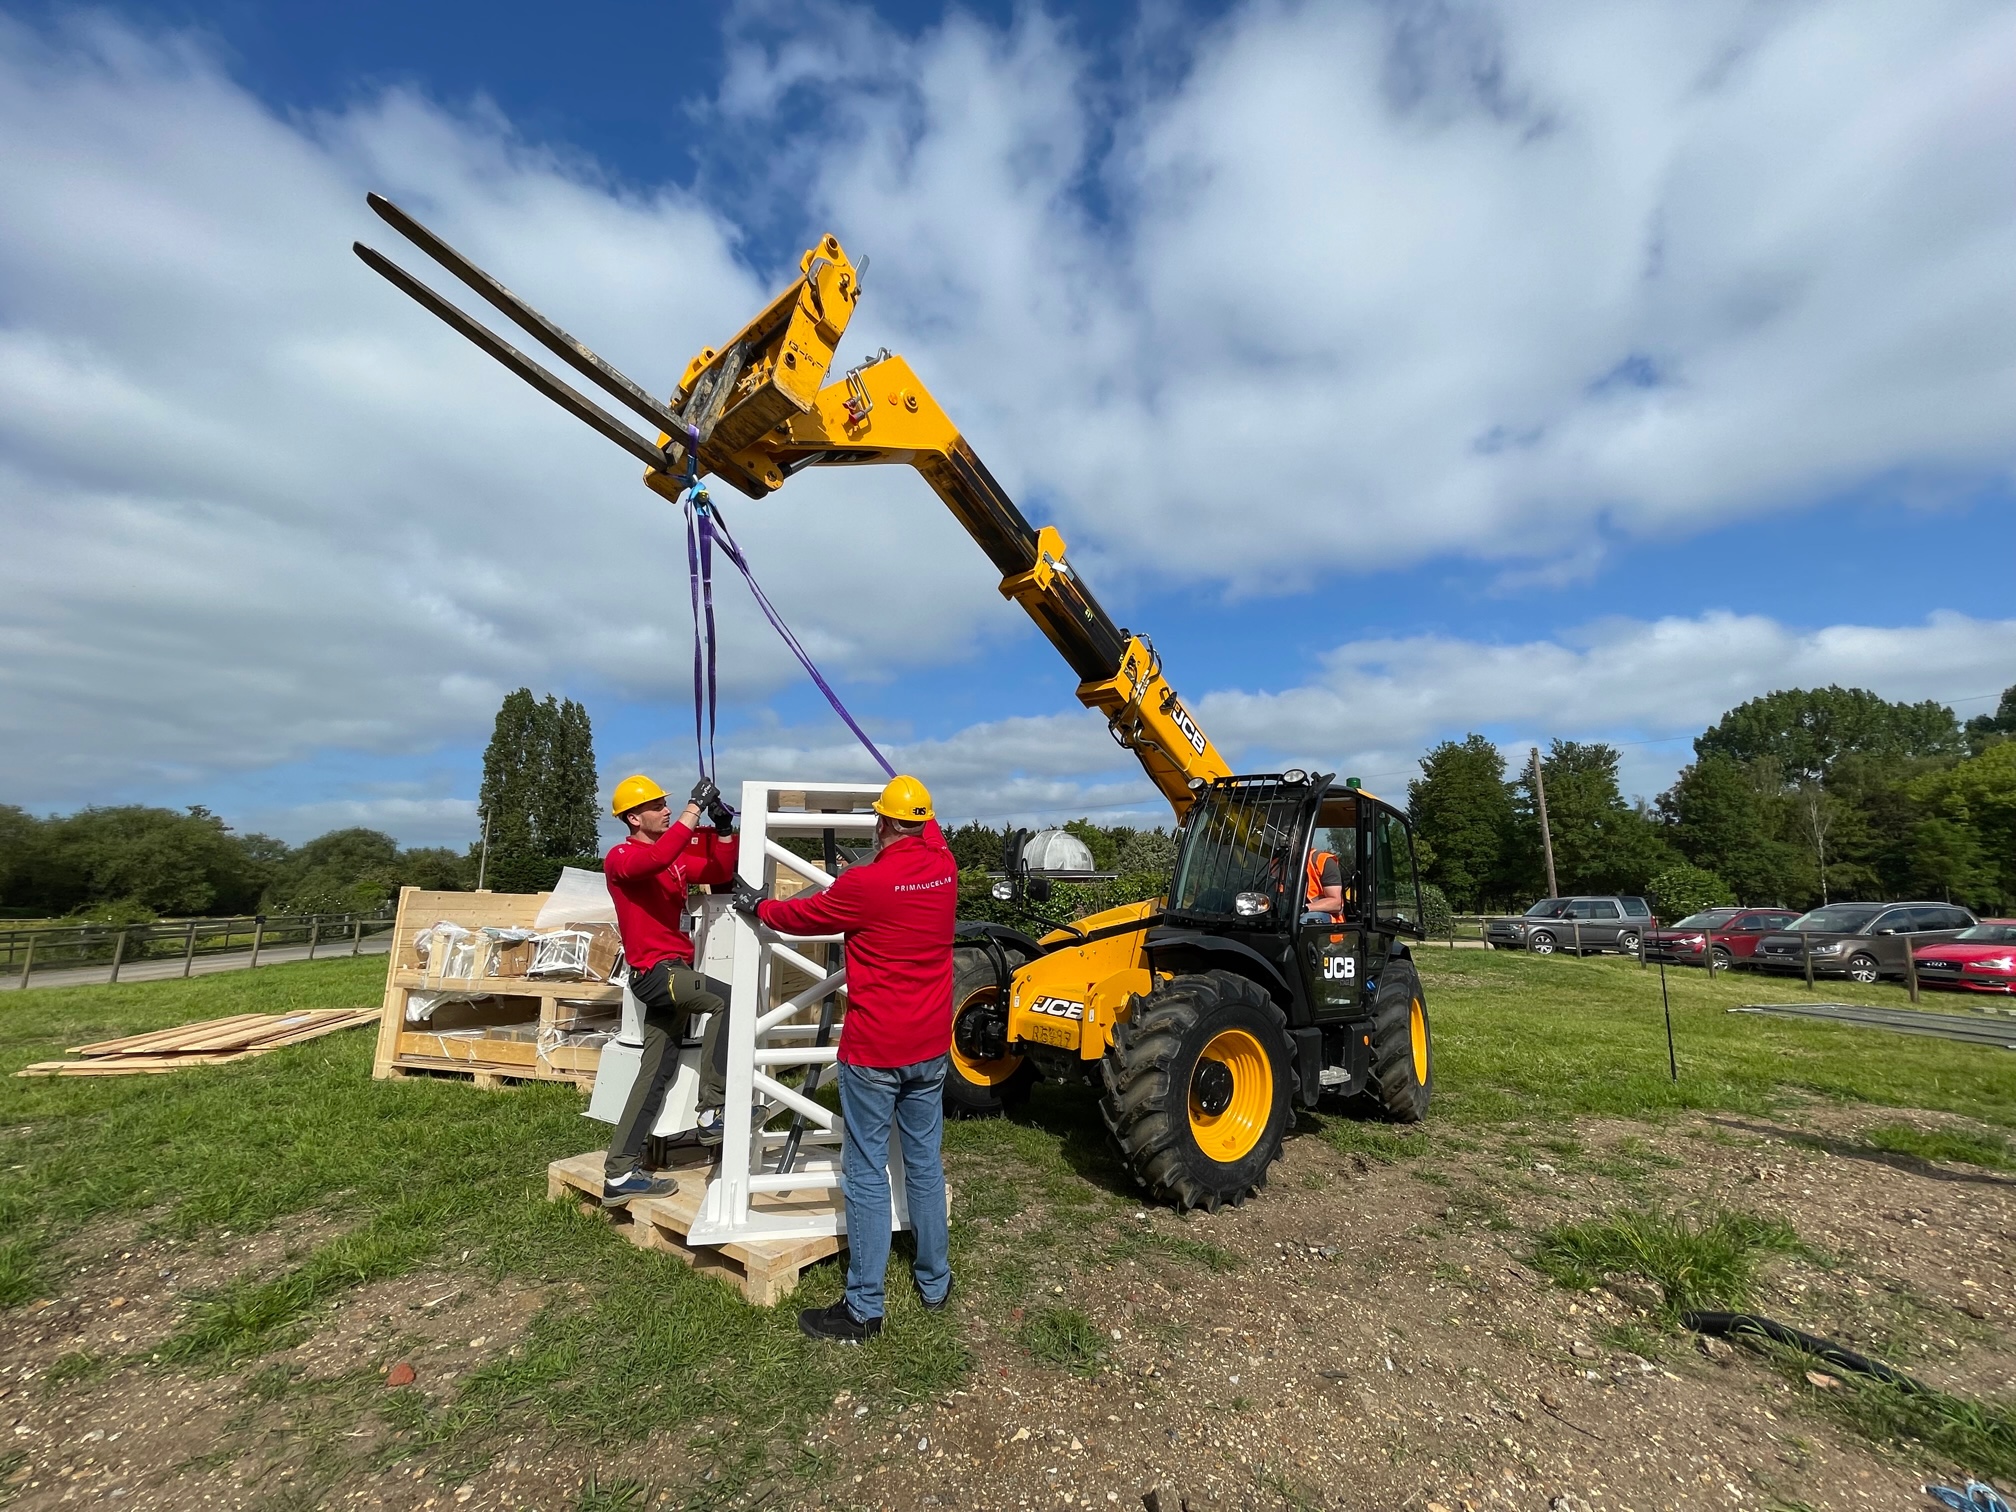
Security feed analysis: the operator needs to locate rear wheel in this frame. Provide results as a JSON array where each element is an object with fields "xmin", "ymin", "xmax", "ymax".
[
  {"xmin": 1352, "ymin": 959, "xmax": 1432, "ymax": 1122},
  {"xmin": 944, "ymin": 945, "xmax": 1035, "ymax": 1118},
  {"xmin": 1528, "ymin": 930, "xmax": 1558, "ymax": 955},
  {"xmin": 1098, "ymin": 970, "xmax": 1292, "ymax": 1212},
  {"xmin": 1846, "ymin": 953, "xmax": 1881, "ymax": 985},
  {"xmin": 1617, "ymin": 930, "xmax": 1641, "ymax": 955}
]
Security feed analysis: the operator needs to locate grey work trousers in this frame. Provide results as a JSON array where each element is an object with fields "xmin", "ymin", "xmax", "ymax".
[{"xmin": 603, "ymin": 960, "xmax": 729, "ymax": 1178}]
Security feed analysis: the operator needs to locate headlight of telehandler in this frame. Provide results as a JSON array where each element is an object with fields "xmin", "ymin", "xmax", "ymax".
[
  {"xmin": 1234, "ymin": 891, "xmax": 1272, "ymax": 918},
  {"xmin": 991, "ymin": 880, "xmax": 1015, "ymax": 902}
]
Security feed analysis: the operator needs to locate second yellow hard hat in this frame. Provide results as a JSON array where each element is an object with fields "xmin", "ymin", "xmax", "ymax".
[{"xmin": 872, "ymin": 773, "xmax": 934, "ymax": 821}]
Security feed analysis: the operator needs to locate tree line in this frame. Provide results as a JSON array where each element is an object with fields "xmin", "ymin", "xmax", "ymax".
[
  {"xmin": 0, "ymin": 688, "xmax": 600, "ymax": 924},
  {"xmin": 1408, "ymin": 683, "xmax": 2016, "ymax": 917}
]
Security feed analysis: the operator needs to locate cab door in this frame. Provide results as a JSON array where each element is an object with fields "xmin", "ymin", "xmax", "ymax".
[{"xmin": 1298, "ymin": 796, "xmax": 1363, "ymax": 1021}]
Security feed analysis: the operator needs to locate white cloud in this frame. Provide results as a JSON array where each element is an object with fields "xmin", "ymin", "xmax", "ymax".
[{"xmin": 3, "ymin": 4, "xmax": 2013, "ymax": 831}]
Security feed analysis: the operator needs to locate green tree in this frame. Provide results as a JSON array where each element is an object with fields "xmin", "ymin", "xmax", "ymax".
[
  {"xmin": 1646, "ymin": 863, "xmax": 1735, "ymax": 919},
  {"xmin": 943, "ymin": 822, "xmax": 1010, "ymax": 874},
  {"xmin": 1115, "ymin": 827, "xmax": 1177, "ymax": 879},
  {"xmin": 1908, "ymin": 740, "xmax": 2016, "ymax": 909},
  {"xmin": 1964, "ymin": 683, "xmax": 2016, "ymax": 754},
  {"xmin": 1407, "ymin": 734, "xmax": 1515, "ymax": 911},
  {"xmin": 478, "ymin": 688, "xmax": 601, "ymax": 888},
  {"xmin": 32, "ymin": 806, "xmax": 271, "ymax": 916},
  {"xmin": 1516, "ymin": 741, "xmax": 1675, "ymax": 897},
  {"xmin": 1696, "ymin": 686, "xmax": 1962, "ymax": 785},
  {"xmin": 1656, "ymin": 755, "xmax": 1808, "ymax": 905}
]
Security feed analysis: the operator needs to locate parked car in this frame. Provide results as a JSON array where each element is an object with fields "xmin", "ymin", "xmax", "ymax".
[
  {"xmin": 1746, "ymin": 902, "xmax": 1978, "ymax": 984},
  {"xmin": 1486, "ymin": 896, "xmax": 1654, "ymax": 956},
  {"xmin": 1643, "ymin": 907, "xmax": 1803, "ymax": 970},
  {"xmin": 1911, "ymin": 920, "xmax": 2016, "ymax": 994}
]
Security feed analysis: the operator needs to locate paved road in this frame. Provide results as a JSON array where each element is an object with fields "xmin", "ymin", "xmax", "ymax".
[{"xmin": 1, "ymin": 935, "xmax": 393, "ymax": 993}]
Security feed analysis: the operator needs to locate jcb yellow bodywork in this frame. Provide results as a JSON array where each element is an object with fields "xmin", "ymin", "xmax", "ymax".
[{"xmin": 1002, "ymin": 898, "xmax": 1162, "ymax": 1063}]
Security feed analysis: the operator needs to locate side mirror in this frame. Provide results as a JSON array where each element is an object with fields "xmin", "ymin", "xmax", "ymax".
[{"xmin": 1027, "ymin": 877, "xmax": 1053, "ymax": 904}]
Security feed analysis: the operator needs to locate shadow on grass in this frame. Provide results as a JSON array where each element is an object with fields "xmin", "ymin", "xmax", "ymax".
[{"xmin": 1707, "ymin": 1117, "xmax": 2016, "ymax": 1188}]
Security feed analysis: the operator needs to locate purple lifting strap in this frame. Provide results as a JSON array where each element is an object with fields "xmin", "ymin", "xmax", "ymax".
[{"xmin": 681, "ymin": 460, "xmax": 896, "ymax": 781}]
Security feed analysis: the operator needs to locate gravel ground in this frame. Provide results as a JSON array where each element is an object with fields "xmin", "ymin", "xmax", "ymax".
[{"xmin": 3, "ymin": 1104, "xmax": 2010, "ymax": 1511}]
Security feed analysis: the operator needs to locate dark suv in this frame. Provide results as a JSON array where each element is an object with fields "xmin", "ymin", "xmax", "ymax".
[
  {"xmin": 1487, "ymin": 896, "xmax": 1654, "ymax": 956},
  {"xmin": 1746, "ymin": 902, "xmax": 1979, "ymax": 983}
]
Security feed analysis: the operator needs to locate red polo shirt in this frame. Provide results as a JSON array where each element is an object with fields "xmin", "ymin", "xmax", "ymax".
[
  {"xmin": 603, "ymin": 822, "xmax": 739, "ymax": 972},
  {"xmin": 756, "ymin": 820, "xmax": 957, "ymax": 1068}
]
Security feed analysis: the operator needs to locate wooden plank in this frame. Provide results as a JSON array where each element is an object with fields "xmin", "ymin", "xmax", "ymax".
[
  {"xmin": 69, "ymin": 1012, "xmax": 276, "ymax": 1056},
  {"xmin": 389, "ymin": 970, "xmax": 621, "ymax": 1000},
  {"xmin": 18, "ymin": 1050, "xmax": 271, "ymax": 1077}
]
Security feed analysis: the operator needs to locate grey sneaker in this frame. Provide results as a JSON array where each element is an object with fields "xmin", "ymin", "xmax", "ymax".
[
  {"xmin": 601, "ymin": 1169, "xmax": 677, "ymax": 1207},
  {"xmin": 695, "ymin": 1106, "xmax": 724, "ymax": 1146}
]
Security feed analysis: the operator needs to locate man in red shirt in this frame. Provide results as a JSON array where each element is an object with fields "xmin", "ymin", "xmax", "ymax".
[
  {"xmin": 735, "ymin": 774, "xmax": 957, "ymax": 1342},
  {"xmin": 600, "ymin": 772, "xmax": 739, "ymax": 1205}
]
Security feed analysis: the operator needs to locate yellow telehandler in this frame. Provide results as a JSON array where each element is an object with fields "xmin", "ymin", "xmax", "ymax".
[{"xmin": 357, "ymin": 201, "xmax": 1433, "ymax": 1211}]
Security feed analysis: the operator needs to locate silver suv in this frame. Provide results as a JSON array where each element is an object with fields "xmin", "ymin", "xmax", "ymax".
[
  {"xmin": 1487, "ymin": 896, "xmax": 1654, "ymax": 956},
  {"xmin": 1747, "ymin": 902, "xmax": 1977, "ymax": 983}
]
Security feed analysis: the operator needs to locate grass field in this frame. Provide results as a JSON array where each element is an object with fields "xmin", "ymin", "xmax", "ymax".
[{"xmin": 1, "ymin": 945, "xmax": 2011, "ymax": 1506}]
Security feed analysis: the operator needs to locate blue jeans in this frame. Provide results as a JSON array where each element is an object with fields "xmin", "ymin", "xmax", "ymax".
[{"xmin": 836, "ymin": 1054, "xmax": 950, "ymax": 1322}]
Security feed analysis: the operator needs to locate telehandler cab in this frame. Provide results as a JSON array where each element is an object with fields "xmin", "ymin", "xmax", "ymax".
[{"xmin": 356, "ymin": 202, "xmax": 1434, "ymax": 1212}]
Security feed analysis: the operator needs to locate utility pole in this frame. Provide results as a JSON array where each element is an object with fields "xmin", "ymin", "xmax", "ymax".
[
  {"xmin": 476, "ymin": 807, "xmax": 491, "ymax": 892},
  {"xmin": 1530, "ymin": 747, "xmax": 1559, "ymax": 899}
]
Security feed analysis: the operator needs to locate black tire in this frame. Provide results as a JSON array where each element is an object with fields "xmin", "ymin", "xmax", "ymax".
[
  {"xmin": 1528, "ymin": 930, "xmax": 1557, "ymax": 955},
  {"xmin": 1846, "ymin": 953, "xmax": 1880, "ymax": 986},
  {"xmin": 1097, "ymin": 970, "xmax": 1292, "ymax": 1212},
  {"xmin": 1617, "ymin": 930, "xmax": 1641, "ymax": 955},
  {"xmin": 1353, "ymin": 959, "xmax": 1432, "ymax": 1122},
  {"xmin": 944, "ymin": 944, "xmax": 1036, "ymax": 1118}
]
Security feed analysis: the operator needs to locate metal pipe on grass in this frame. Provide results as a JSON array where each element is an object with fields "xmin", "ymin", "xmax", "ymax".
[{"xmin": 1657, "ymin": 955, "xmax": 1678, "ymax": 1082}]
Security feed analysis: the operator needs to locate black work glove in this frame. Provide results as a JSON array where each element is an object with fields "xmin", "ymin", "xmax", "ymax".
[
  {"xmin": 689, "ymin": 775, "xmax": 719, "ymax": 807},
  {"xmin": 730, "ymin": 879, "xmax": 764, "ymax": 920},
  {"xmin": 707, "ymin": 798, "xmax": 736, "ymax": 834}
]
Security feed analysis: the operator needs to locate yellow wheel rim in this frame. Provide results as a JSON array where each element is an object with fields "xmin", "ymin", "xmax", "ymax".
[
  {"xmin": 1409, "ymin": 997, "xmax": 1429, "ymax": 1085},
  {"xmin": 949, "ymin": 987, "xmax": 1022, "ymax": 1088},
  {"xmin": 1187, "ymin": 1028, "xmax": 1272, "ymax": 1163}
]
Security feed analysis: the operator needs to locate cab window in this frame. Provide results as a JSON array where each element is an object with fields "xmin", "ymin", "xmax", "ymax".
[
  {"xmin": 1308, "ymin": 798, "xmax": 1358, "ymax": 915},
  {"xmin": 1373, "ymin": 811, "xmax": 1421, "ymax": 931}
]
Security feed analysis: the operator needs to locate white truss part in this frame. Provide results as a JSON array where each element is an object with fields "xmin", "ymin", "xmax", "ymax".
[{"xmin": 681, "ymin": 780, "xmax": 922, "ymax": 1249}]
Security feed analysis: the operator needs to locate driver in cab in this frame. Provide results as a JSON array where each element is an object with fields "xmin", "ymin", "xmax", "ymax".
[{"xmin": 1304, "ymin": 845, "xmax": 1346, "ymax": 921}]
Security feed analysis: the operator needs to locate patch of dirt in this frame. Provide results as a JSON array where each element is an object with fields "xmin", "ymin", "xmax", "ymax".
[{"xmin": 807, "ymin": 1106, "xmax": 2016, "ymax": 1511}]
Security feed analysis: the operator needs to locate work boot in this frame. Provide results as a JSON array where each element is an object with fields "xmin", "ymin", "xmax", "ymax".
[
  {"xmin": 601, "ymin": 1169, "xmax": 677, "ymax": 1208},
  {"xmin": 798, "ymin": 1300, "xmax": 881, "ymax": 1344},
  {"xmin": 919, "ymin": 1276, "xmax": 954, "ymax": 1314}
]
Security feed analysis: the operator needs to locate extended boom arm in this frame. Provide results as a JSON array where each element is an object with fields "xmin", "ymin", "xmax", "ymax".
[{"xmin": 355, "ymin": 204, "xmax": 1230, "ymax": 817}]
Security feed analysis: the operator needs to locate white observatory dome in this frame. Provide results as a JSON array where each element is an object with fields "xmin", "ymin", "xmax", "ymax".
[{"xmin": 1020, "ymin": 828, "xmax": 1098, "ymax": 875}]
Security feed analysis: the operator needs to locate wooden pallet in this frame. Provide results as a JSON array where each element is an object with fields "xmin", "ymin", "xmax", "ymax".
[
  {"xmin": 18, "ymin": 1008, "xmax": 379, "ymax": 1077},
  {"xmin": 547, "ymin": 1150, "xmax": 844, "ymax": 1306}
]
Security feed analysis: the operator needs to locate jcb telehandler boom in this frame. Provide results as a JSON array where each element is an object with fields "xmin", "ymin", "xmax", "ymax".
[{"xmin": 358, "ymin": 201, "xmax": 1434, "ymax": 1211}]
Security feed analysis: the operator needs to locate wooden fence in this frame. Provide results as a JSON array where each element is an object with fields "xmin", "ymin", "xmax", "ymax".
[{"xmin": 2, "ymin": 910, "xmax": 396, "ymax": 987}]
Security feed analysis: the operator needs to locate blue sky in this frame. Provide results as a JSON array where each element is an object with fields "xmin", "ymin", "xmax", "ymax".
[{"xmin": 1, "ymin": 0, "xmax": 2011, "ymax": 848}]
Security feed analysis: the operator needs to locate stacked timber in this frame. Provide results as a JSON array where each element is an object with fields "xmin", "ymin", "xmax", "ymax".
[{"xmin": 18, "ymin": 1009, "xmax": 377, "ymax": 1077}]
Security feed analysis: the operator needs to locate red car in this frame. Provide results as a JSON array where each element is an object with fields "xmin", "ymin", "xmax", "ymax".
[
  {"xmin": 1911, "ymin": 921, "xmax": 2016, "ymax": 993},
  {"xmin": 1643, "ymin": 907, "xmax": 1803, "ymax": 970}
]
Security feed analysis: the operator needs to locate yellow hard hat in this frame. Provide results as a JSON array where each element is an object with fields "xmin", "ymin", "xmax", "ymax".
[
  {"xmin": 872, "ymin": 774, "xmax": 934, "ymax": 822},
  {"xmin": 609, "ymin": 774, "xmax": 668, "ymax": 817}
]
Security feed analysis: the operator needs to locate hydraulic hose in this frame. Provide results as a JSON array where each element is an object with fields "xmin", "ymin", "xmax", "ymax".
[{"xmin": 1681, "ymin": 1310, "xmax": 1930, "ymax": 1393}]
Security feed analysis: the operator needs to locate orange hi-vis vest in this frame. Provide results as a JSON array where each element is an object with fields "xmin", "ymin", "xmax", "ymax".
[{"xmin": 1306, "ymin": 850, "xmax": 1336, "ymax": 904}]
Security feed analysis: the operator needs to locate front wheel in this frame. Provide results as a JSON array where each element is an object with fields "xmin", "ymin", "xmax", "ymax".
[
  {"xmin": 1528, "ymin": 930, "xmax": 1557, "ymax": 955},
  {"xmin": 944, "ymin": 944, "xmax": 1035, "ymax": 1117},
  {"xmin": 1351, "ymin": 959, "xmax": 1432, "ymax": 1122},
  {"xmin": 1710, "ymin": 946, "xmax": 1732, "ymax": 972},
  {"xmin": 1098, "ymin": 970, "xmax": 1292, "ymax": 1212},
  {"xmin": 1846, "ymin": 953, "xmax": 1881, "ymax": 985}
]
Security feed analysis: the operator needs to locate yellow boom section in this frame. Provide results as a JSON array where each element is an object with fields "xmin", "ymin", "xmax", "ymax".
[{"xmin": 653, "ymin": 239, "xmax": 1231, "ymax": 819}]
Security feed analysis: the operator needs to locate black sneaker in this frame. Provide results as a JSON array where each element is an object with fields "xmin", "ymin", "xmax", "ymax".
[
  {"xmin": 601, "ymin": 1169, "xmax": 677, "ymax": 1208},
  {"xmin": 920, "ymin": 1276, "xmax": 954, "ymax": 1313},
  {"xmin": 799, "ymin": 1300, "xmax": 881, "ymax": 1344}
]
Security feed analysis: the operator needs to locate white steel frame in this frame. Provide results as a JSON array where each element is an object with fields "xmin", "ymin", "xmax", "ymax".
[{"xmin": 683, "ymin": 780, "xmax": 917, "ymax": 1247}]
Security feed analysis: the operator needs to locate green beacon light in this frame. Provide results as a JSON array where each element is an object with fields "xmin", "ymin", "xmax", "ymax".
[{"xmin": 1345, "ymin": 777, "xmax": 1362, "ymax": 789}]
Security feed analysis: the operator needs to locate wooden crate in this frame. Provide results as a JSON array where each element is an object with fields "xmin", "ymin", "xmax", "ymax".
[
  {"xmin": 547, "ymin": 1150, "xmax": 843, "ymax": 1306},
  {"xmin": 373, "ymin": 887, "xmax": 622, "ymax": 1090}
]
